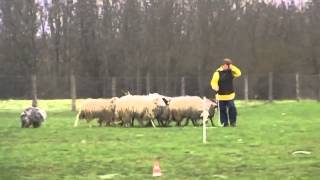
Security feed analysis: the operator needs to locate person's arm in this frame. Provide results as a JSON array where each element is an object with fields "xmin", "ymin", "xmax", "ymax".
[
  {"xmin": 210, "ymin": 71, "xmax": 219, "ymax": 92},
  {"xmin": 230, "ymin": 64, "xmax": 241, "ymax": 78}
]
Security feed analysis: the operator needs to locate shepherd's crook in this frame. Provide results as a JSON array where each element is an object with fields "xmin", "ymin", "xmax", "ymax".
[{"xmin": 216, "ymin": 95, "xmax": 222, "ymax": 127}]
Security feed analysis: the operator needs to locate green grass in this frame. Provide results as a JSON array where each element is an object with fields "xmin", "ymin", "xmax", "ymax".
[{"xmin": 0, "ymin": 100, "xmax": 320, "ymax": 179}]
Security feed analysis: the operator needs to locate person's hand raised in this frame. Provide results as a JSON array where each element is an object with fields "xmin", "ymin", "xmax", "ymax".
[{"xmin": 222, "ymin": 64, "xmax": 230, "ymax": 70}]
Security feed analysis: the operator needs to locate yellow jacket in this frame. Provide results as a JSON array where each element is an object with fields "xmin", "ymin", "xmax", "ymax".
[{"xmin": 210, "ymin": 64, "xmax": 241, "ymax": 101}]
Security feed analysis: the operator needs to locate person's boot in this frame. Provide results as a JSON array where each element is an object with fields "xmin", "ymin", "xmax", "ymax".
[{"xmin": 230, "ymin": 123, "xmax": 236, "ymax": 127}]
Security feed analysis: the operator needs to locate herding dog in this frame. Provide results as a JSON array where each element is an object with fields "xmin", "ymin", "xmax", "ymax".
[{"xmin": 20, "ymin": 107, "xmax": 47, "ymax": 128}]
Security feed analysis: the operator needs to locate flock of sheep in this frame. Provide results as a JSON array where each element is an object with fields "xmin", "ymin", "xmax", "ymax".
[{"xmin": 74, "ymin": 93, "xmax": 217, "ymax": 128}]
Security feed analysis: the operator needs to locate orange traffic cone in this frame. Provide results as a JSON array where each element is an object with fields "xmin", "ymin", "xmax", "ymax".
[{"xmin": 152, "ymin": 160, "xmax": 162, "ymax": 177}]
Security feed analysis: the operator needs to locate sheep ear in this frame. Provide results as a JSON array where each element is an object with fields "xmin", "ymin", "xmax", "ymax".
[{"xmin": 162, "ymin": 98, "xmax": 169, "ymax": 105}]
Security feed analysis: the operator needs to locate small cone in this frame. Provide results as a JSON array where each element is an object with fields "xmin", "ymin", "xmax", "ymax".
[{"xmin": 152, "ymin": 160, "xmax": 162, "ymax": 177}]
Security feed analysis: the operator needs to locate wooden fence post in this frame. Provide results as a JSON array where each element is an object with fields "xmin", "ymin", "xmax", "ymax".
[
  {"xmin": 268, "ymin": 72, "xmax": 273, "ymax": 102},
  {"xmin": 181, "ymin": 76, "xmax": 186, "ymax": 96},
  {"xmin": 244, "ymin": 75, "xmax": 249, "ymax": 102},
  {"xmin": 318, "ymin": 74, "xmax": 320, "ymax": 102},
  {"xmin": 31, "ymin": 74, "xmax": 38, "ymax": 107},
  {"xmin": 296, "ymin": 73, "xmax": 300, "ymax": 101},
  {"xmin": 70, "ymin": 73, "xmax": 76, "ymax": 111},
  {"xmin": 112, "ymin": 77, "xmax": 116, "ymax": 97},
  {"xmin": 146, "ymin": 73, "xmax": 151, "ymax": 94}
]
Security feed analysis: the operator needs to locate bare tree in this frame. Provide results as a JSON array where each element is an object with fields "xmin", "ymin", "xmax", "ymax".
[{"xmin": 1, "ymin": 0, "xmax": 40, "ymax": 105}]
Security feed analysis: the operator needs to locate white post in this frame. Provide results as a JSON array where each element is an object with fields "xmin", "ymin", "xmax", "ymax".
[
  {"xmin": 202, "ymin": 97, "xmax": 210, "ymax": 144},
  {"xmin": 202, "ymin": 110, "xmax": 209, "ymax": 144},
  {"xmin": 203, "ymin": 114, "xmax": 207, "ymax": 144}
]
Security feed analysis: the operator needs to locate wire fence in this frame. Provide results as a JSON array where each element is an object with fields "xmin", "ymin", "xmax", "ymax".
[{"xmin": 0, "ymin": 73, "xmax": 319, "ymax": 100}]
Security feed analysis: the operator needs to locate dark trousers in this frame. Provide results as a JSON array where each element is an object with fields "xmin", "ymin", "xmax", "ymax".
[{"xmin": 219, "ymin": 100, "xmax": 237, "ymax": 126}]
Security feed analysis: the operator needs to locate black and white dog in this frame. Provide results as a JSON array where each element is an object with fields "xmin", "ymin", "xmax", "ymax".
[{"xmin": 20, "ymin": 107, "xmax": 47, "ymax": 128}]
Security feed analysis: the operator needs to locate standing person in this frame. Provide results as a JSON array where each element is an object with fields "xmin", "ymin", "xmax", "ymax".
[{"xmin": 210, "ymin": 58, "xmax": 241, "ymax": 127}]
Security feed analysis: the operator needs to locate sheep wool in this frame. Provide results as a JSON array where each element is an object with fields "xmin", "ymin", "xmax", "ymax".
[
  {"xmin": 168, "ymin": 96, "xmax": 216, "ymax": 126},
  {"xmin": 74, "ymin": 97, "xmax": 118, "ymax": 127},
  {"xmin": 114, "ymin": 95, "xmax": 167, "ymax": 127},
  {"xmin": 169, "ymin": 96, "xmax": 204, "ymax": 111}
]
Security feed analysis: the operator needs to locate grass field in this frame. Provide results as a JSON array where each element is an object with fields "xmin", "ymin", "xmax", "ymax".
[{"xmin": 0, "ymin": 100, "xmax": 319, "ymax": 179}]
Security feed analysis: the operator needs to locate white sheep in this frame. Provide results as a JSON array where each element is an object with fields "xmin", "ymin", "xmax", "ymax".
[
  {"xmin": 74, "ymin": 97, "xmax": 118, "ymax": 127},
  {"xmin": 168, "ymin": 96, "xmax": 216, "ymax": 126},
  {"xmin": 114, "ymin": 95, "xmax": 168, "ymax": 127}
]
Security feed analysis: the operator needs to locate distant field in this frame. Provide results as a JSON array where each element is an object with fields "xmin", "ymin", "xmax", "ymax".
[{"xmin": 0, "ymin": 100, "xmax": 319, "ymax": 179}]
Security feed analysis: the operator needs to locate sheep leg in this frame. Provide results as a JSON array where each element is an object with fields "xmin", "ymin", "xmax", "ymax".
[
  {"xmin": 192, "ymin": 118, "xmax": 203, "ymax": 127},
  {"xmin": 209, "ymin": 118, "xmax": 215, "ymax": 127},
  {"xmin": 150, "ymin": 119, "xmax": 156, "ymax": 128},
  {"xmin": 98, "ymin": 118, "xmax": 103, "ymax": 127},
  {"xmin": 156, "ymin": 119, "xmax": 163, "ymax": 127},
  {"xmin": 32, "ymin": 121, "xmax": 41, "ymax": 128},
  {"xmin": 131, "ymin": 117, "xmax": 135, "ymax": 127},
  {"xmin": 162, "ymin": 119, "xmax": 171, "ymax": 127},
  {"xmin": 24, "ymin": 121, "xmax": 32, "ymax": 128},
  {"xmin": 191, "ymin": 119, "xmax": 197, "ymax": 126},
  {"xmin": 173, "ymin": 113, "xmax": 183, "ymax": 126},
  {"xmin": 21, "ymin": 120, "xmax": 27, "ymax": 128},
  {"xmin": 181, "ymin": 118, "xmax": 189, "ymax": 126},
  {"xmin": 198, "ymin": 118, "xmax": 215, "ymax": 127},
  {"xmin": 137, "ymin": 118, "xmax": 150, "ymax": 127},
  {"xmin": 105, "ymin": 120, "xmax": 111, "ymax": 126},
  {"xmin": 123, "ymin": 115, "xmax": 132, "ymax": 127}
]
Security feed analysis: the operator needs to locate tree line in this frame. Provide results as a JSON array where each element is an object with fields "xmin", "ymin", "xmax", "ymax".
[{"xmin": 0, "ymin": 0, "xmax": 319, "ymax": 106}]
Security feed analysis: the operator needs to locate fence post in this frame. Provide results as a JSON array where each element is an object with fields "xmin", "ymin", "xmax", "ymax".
[
  {"xmin": 146, "ymin": 72, "xmax": 151, "ymax": 94},
  {"xmin": 70, "ymin": 73, "xmax": 76, "ymax": 111},
  {"xmin": 31, "ymin": 74, "xmax": 38, "ymax": 107},
  {"xmin": 112, "ymin": 77, "xmax": 117, "ymax": 97},
  {"xmin": 296, "ymin": 73, "xmax": 300, "ymax": 101},
  {"xmin": 268, "ymin": 72, "xmax": 273, "ymax": 102},
  {"xmin": 244, "ymin": 74, "xmax": 249, "ymax": 102},
  {"xmin": 181, "ymin": 76, "xmax": 186, "ymax": 96},
  {"xmin": 318, "ymin": 74, "xmax": 320, "ymax": 102}
]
